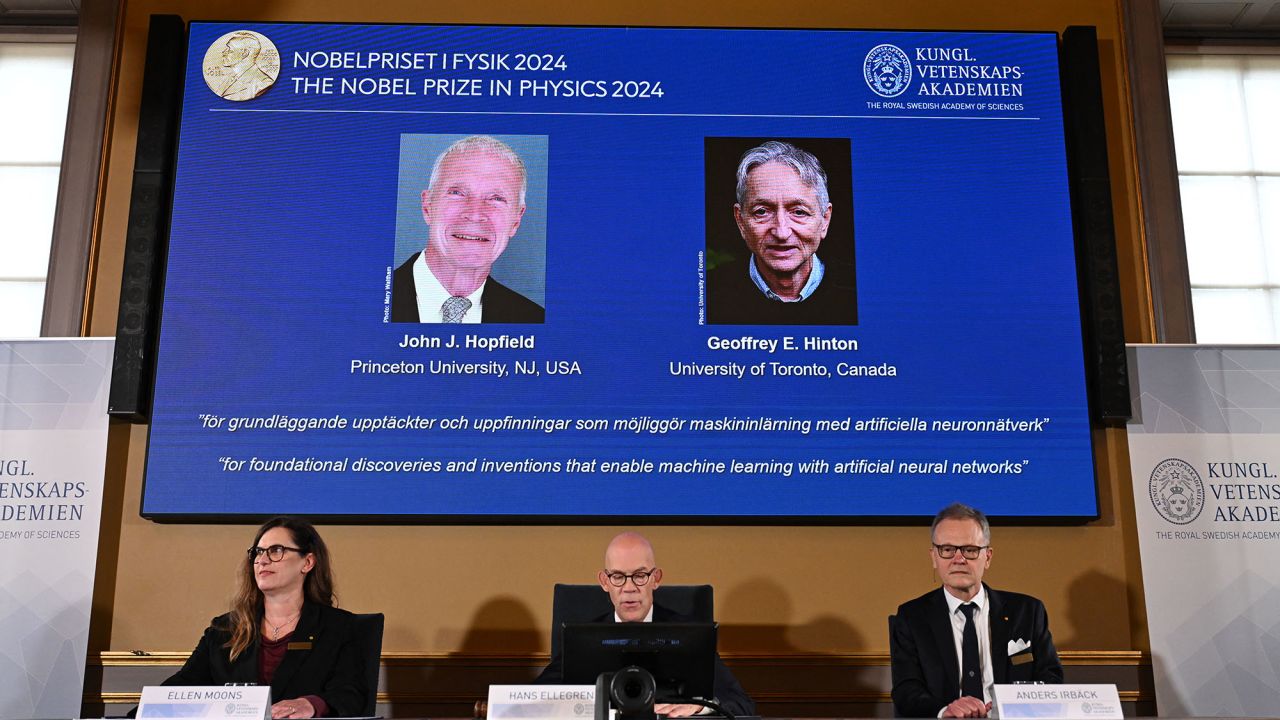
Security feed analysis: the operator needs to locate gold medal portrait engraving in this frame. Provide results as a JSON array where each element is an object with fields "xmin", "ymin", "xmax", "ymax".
[{"xmin": 203, "ymin": 30, "xmax": 280, "ymax": 101}]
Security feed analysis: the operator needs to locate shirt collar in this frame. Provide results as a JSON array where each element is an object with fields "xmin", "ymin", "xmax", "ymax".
[
  {"xmin": 748, "ymin": 254, "xmax": 825, "ymax": 302},
  {"xmin": 943, "ymin": 583, "xmax": 987, "ymax": 615},
  {"xmin": 614, "ymin": 605, "xmax": 655, "ymax": 623},
  {"xmin": 414, "ymin": 251, "xmax": 485, "ymax": 322}
]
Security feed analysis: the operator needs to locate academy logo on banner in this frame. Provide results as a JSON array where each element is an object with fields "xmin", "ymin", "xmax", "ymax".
[
  {"xmin": 0, "ymin": 339, "xmax": 113, "ymax": 719},
  {"xmin": 1148, "ymin": 459, "xmax": 1205, "ymax": 525},
  {"xmin": 1144, "ymin": 456, "xmax": 1278, "ymax": 533},
  {"xmin": 1127, "ymin": 345, "xmax": 1280, "ymax": 718}
]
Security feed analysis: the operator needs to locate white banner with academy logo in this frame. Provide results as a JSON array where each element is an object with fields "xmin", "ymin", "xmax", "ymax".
[
  {"xmin": 0, "ymin": 339, "xmax": 113, "ymax": 718},
  {"xmin": 1127, "ymin": 344, "xmax": 1280, "ymax": 717}
]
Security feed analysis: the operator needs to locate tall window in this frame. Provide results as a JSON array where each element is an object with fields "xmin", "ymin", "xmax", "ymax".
[
  {"xmin": 1168, "ymin": 52, "xmax": 1280, "ymax": 344},
  {"xmin": 1172, "ymin": 51, "xmax": 1280, "ymax": 343},
  {"xmin": 0, "ymin": 39, "xmax": 75, "ymax": 338}
]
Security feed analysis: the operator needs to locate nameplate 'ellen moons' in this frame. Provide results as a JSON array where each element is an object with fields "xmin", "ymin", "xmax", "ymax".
[{"xmin": 137, "ymin": 685, "xmax": 271, "ymax": 720}]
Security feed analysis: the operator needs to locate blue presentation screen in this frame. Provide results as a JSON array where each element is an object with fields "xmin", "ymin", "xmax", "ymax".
[{"xmin": 142, "ymin": 22, "xmax": 1099, "ymax": 520}]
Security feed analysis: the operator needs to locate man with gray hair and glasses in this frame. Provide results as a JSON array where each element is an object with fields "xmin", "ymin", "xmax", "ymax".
[
  {"xmin": 392, "ymin": 135, "xmax": 544, "ymax": 323},
  {"xmin": 890, "ymin": 503, "xmax": 1063, "ymax": 718},
  {"xmin": 708, "ymin": 140, "xmax": 856, "ymax": 325}
]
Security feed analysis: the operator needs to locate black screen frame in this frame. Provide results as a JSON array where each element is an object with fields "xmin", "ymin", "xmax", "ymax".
[
  {"xmin": 135, "ymin": 19, "xmax": 1112, "ymax": 526},
  {"xmin": 561, "ymin": 621, "xmax": 718, "ymax": 701}
]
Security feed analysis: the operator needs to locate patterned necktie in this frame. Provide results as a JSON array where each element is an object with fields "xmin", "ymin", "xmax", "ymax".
[
  {"xmin": 959, "ymin": 603, "xmax": 983, "ymax": 700},
  {"xmin": 441, "ymin": 296, "xmax": 472, "ymax": 323}
]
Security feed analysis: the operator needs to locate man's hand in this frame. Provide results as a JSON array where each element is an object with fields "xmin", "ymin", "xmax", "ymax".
[
  {"xmin": 655, "ymin": 702, "xmax": 706, "ymax": 717},
  {"xmin": 940, "ymin": 697, "xmax": 991, "ymax": 718},
  {"xmin": 270, "ymin": 698, "xmax": 316, "ymax": 719}
]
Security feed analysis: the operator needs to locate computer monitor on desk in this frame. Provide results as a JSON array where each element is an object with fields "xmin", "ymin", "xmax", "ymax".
[{"xmin": 562, "ymin": 622, "xmax": 717, "ymax": 701}]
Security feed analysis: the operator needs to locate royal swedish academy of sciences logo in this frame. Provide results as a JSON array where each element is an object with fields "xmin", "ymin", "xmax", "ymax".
[
  {"xmin": 1149, "ymin": 458, "xmax": 1205, "ymax": 525},
  {"xmin": 863, "ymin": 44, "xmax": 912, "ymax": 98}
]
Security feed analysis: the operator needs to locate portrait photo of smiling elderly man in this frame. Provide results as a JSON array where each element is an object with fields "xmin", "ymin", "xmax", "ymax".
[
  {"xmin": 705, "ymin": 137, "xmax": 857, "ymax": 325},
  {"xmin": 391, "ymin": 134, "xmax": 547, "ymax": 324}
]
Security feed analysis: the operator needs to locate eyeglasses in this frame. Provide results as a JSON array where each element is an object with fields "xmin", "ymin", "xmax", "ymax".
[
  {"xmin": 247, "ymin": 544, "xmax": 305, "ymax": 562},
  {"xmin": 932, "ymin": 544, "xmax": 989, "ymax": 560},
  {"xmin": 603, "ymin": 569, "xmax": 657, "ymax": 587}
]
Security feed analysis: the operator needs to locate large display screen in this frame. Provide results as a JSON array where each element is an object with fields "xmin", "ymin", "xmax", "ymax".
[{"xmin": 141, "ymin": 21, "xmax": 1098, "ymax": 520}]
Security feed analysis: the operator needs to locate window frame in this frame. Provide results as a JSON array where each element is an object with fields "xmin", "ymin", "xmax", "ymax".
[
  {"xmin": 1166, "ymin": 43, "xmax": 1280, "ymax": 343},
  {"xmin": 2, "ymin": 1, "xmax": 120, "ymax": 338},
  {"xmin": 0, "ymin": 30, "xmax": 76, "ymax": 338}
]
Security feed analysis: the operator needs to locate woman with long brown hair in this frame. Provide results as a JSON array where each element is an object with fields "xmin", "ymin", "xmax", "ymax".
[{"xmin": 159, "ymin": 517, "xmax": 369, "ymax": 718}]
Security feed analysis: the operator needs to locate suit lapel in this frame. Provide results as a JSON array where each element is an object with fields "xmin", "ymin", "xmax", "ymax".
[
  {"xmin": 393, "ymin": 254, "xmax": 421, "ymax": 322},
  {"xmin": 267, "ymin": 602, "xmax": 319, "ymax": 693},
  {"xmin": 986, "ymin": 585, "xmax": 1011, "ymax": 684},
  {"xmin": 229, "ymin": 637, "xmax": 259, "ymax": 684},
  {"xmin": 928, "ymin": 589, "xmax": 961, "ymax": 700}
]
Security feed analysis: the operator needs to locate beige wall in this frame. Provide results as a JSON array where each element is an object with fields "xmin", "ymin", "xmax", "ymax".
[{"xmin": 86, "ymin": 0, "xmax": 1152, "ymax": 658}]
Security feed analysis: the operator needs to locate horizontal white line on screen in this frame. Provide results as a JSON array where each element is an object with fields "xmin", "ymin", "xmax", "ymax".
[{"xmin": 208, "ymin": 108, "xmax": 1042, "ymax": 121}]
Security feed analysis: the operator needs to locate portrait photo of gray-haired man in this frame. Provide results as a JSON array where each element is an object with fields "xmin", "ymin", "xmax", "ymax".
[
  {"xmin": 704, "ymin": 137, "xmax": 858, "ymax": 326},
  {"xmin": 391, "ymin": 134, "xmax": 546, "ymax": 324}
]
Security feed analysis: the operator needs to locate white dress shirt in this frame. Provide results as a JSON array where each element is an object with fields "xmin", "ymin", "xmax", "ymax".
[
  {"xmin": 413, "ymin": 251, "xmax": 484, "ymax": 323},
  {"xmin": 942, "ymin": 585, "xmax": 994, "ymax": 708},
  {"xmin": 613, "ymin": 605, "xmax": 655, "ymax": 623}
]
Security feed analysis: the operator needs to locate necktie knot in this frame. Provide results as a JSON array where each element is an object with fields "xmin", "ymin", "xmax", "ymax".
[
  {"xmin": 960, "ymin": 602, "xmax": 977, "ymax": 619},
  {"xmin": 442, "ymin": 295, "xmax": 472, "ymax": 323}
]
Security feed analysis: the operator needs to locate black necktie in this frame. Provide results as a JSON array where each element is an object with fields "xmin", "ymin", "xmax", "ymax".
[{"xmin": 959, "ymin": 603, "xmax": 983, "ymax": 700}]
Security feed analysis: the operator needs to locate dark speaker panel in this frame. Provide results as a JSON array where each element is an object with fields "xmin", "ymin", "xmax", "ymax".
[
  {"xmin": 109, "ymin": 15, "xmax": 185, "ymax": 422},
  {"xmin": 1061, "ymin": 26, "xmax": 1131, "ymax": 423}
]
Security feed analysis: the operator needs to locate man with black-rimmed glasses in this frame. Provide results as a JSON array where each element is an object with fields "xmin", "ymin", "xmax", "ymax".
[
  {"xmin": 890, "ymin": 503, "xmax": 1063, "ymax": 718},
  {"xmin": 534, "ymin": 532, "xmax": 755, "ymax": 717}
]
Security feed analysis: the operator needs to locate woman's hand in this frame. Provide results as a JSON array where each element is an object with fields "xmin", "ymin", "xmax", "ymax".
[{"xmin": 271, "ymin": 698, "xmax": 316, "ymax": 719}]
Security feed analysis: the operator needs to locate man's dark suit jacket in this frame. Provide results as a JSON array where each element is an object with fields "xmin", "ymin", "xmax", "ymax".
[
  {"xmin": 889, "ymin": 585, "xmax": 1063, "ymax": 718},
  {"xmin": 534, "ymin": 604, "xmax": 756, "ymax": 717},
  {"xmin": 160, "ymin": 602, "xmax": 369, "ymax": 717},
  {"xmin": 391, "ymin": 251, "xmax": 544, "ymax": 323}
]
